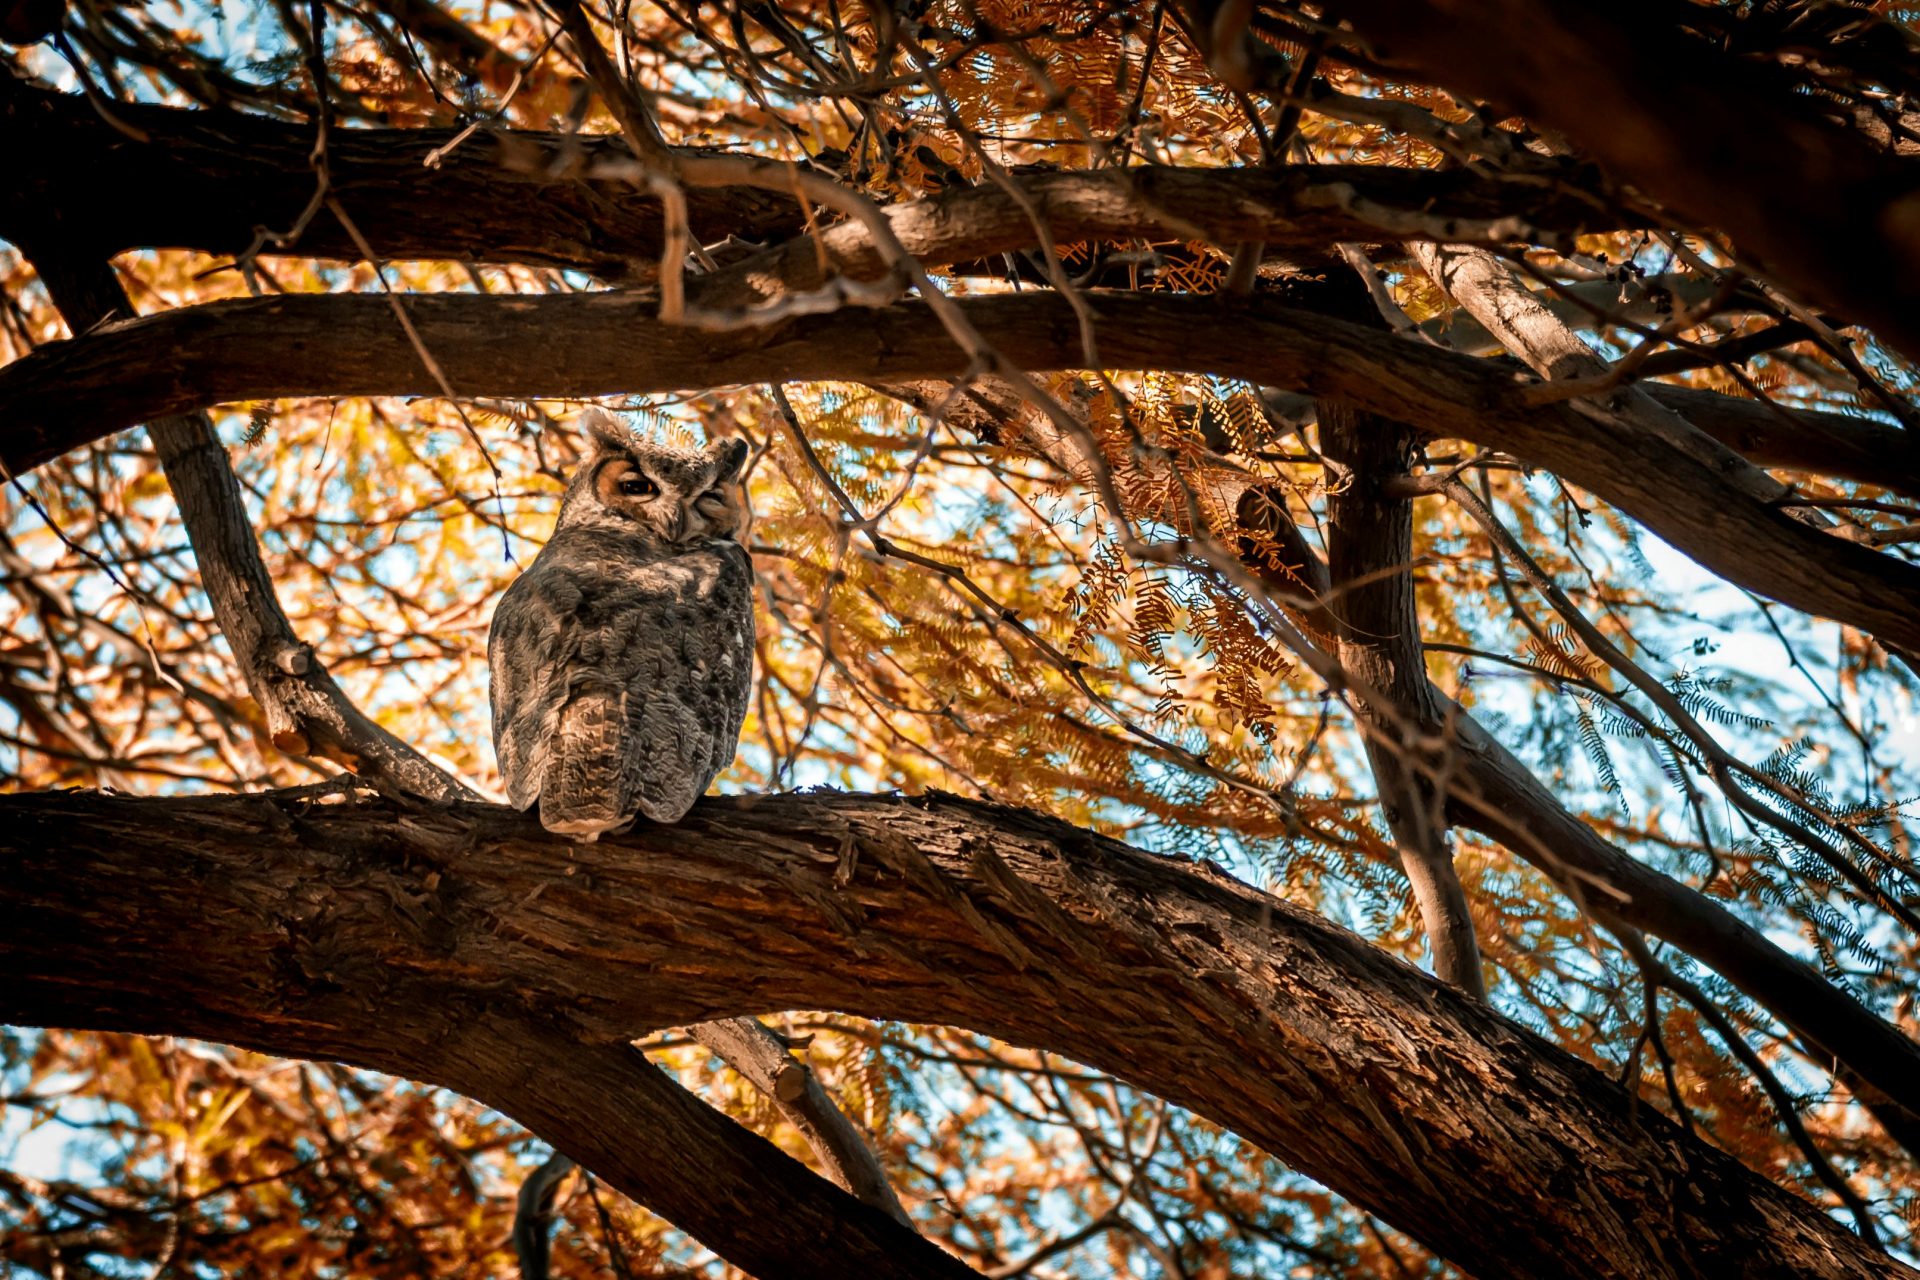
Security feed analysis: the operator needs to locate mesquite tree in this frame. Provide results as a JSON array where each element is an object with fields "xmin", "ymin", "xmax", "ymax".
[{"xmin": 2, "ymin": 0, "xmax": 1919, "ymax": 1276}]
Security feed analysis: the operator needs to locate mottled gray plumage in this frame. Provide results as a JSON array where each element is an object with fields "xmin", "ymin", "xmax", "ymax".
[{"xmin": 488, "ymin": 410, "xmax": 754, "ymax": 837}]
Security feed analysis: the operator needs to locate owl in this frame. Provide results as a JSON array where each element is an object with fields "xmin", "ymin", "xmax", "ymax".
[{"xmin": 488, "ymin": 409, "xmax": 754, "ymax": 838}]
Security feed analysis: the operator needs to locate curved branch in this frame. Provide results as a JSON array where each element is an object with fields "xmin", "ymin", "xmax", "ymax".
[
  {"xmin": 6, "ymin": 291, "xmax": 1919, "ymax": 652},
  {"xmin": 0, "ymin": 75, "xmax": 802, "ymax": 281},
  {"xmin": 23, "ymin": 255, "xmax": 475, "ymax": 801},
  {"xmin": 1330, "ymin": 0, "xmax": 1920, "ymax": 363},
  {"xmin": 1168, "ymin": 431, "xmax": 1920, "ymax": 1157},
  {"xmin": 0, "ymin": 787, "xmax": 1906, "ymax": 1280}
]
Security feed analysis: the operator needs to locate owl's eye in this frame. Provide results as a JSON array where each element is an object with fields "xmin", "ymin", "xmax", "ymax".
[
  {"xmin": 617, "ymin": 474, "xmax": 660, "ymax": 498},
  {"xmin": 696, "ymin": 487, "xmax": 728, "ymax": 508}
]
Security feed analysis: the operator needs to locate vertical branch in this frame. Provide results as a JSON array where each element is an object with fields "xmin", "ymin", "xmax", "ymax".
[{"xmin": 1320, "ymin": 401, "xmax": 1486, "ymax": 1000}]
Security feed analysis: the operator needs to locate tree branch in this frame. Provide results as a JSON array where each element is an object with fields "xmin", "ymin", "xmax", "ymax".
[
  {"xmin": 1330, "ymin": 0, "xmax": 1920, "ymax": 363},
  {"xmin": 23, "ymin": 254, "xmax": 476, "ymax": 801},
  {"xmin": 8, "ymin": 291, "xmax": 1919, "ymax": 653},
  {"xmin": 0, "ymin": 787, "xmax": 1907, "ymax": 1280},
  {"xmin": 0, "ymin": 78, "xmax": 1622, "ymax": 278},
  {"xmin": 685, "ymin": 1016, "xmax": 911, "ymax": 1223},
  {"xmin": 1164, "ymin": 440, "xmax": 1920, "ymax": 1154},
  {"xmin": 0, "ymin": 73, "xmax": 801, "ymax": 281},
  {"xmin": 1408, "ymin": 241, "xmax": 1812, "ymax": 520},
  {"xmin": 1319, "ymin": 400, "xmax": 1485, "ymax": 998}
]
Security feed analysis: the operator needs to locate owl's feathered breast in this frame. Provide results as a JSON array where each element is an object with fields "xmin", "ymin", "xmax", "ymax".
[{"xmin": 489, "ymin": 526, "xmax": 754, "ymax": 825}]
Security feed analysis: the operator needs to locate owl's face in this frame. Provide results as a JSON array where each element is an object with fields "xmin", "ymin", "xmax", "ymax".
[{"xmin": 557, "ymin": 409, "xmax": 751, "ymax": 546}]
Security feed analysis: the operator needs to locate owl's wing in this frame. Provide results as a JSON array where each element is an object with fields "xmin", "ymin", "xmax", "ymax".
[
  {"xmin": 487, "ymin": 567, "xmax": 571, "ymax": 810},
  {"xmin": 535, "ymin": 542, "xmax": 756, "ymax": 832}
]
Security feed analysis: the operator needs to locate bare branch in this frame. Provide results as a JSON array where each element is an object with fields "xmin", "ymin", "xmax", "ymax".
[{"xmin": 687, "ymin": 1017, "xmax": 911, "ymax": 1223}]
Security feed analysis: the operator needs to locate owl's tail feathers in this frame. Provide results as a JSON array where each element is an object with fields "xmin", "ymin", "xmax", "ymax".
[{"xmin": 537, "ymin": 687, "xmax": 636, "ymax": 842}]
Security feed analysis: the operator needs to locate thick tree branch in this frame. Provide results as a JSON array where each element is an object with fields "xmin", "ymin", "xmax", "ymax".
[
  {"xmin": 0, "ymin": 74, "xmax": 800, "ymax": 281},
  {"xmin": 0, "ymin": 787, "xmax": 1907, "ymax": 1280},
  {"xmin": 1642, "ymin": 383, "xmax": 1912, "ymax": 496},
  {"xmin": 7, "ymin": 291, "xmax": 1919, "ymax": 652},
  {"xmin": 1330, "ymin": 0, "xmax": 1920, "ymax": 363},
  {"xmin": 675, "ymin": 165, "xmax": 1607, "ymax": 317}
]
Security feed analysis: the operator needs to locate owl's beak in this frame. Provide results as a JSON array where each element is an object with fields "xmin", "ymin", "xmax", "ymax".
[{"xmin": 664, "ymin": 507, "xmax": 688, "ymax": 542}]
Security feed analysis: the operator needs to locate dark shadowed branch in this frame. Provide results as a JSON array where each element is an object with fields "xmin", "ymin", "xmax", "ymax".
[
  {"xmin": 1327, "ymin": 0, "xmax": 1920, "ymax": 363},
  {"xmin": 0, "ymin": 76, "xmax": 1623, "ymax": 279},
  {"xmin": 1319, "ymin": 400, "xmax": 1485, "ymax": 999}
]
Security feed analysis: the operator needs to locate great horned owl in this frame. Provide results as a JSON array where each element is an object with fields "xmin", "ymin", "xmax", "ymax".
[{"xmin": 488, "ymin": 409, "xmax": 754, "ymax": 838}]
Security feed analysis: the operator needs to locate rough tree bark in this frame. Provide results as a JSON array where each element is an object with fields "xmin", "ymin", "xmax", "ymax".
[{"xmin": 0, "ymin": 787, "xmax": 1908, "ymax": 1280}]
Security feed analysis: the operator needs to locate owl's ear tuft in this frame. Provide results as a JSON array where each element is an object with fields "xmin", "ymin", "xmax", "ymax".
[
  {"xmin": 708, "ymin": 437, "xmax": 750, "ymax": 483},
  {"xmin": 579, "ymin": 409, "xmax": 634, "ymax": 456}
]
